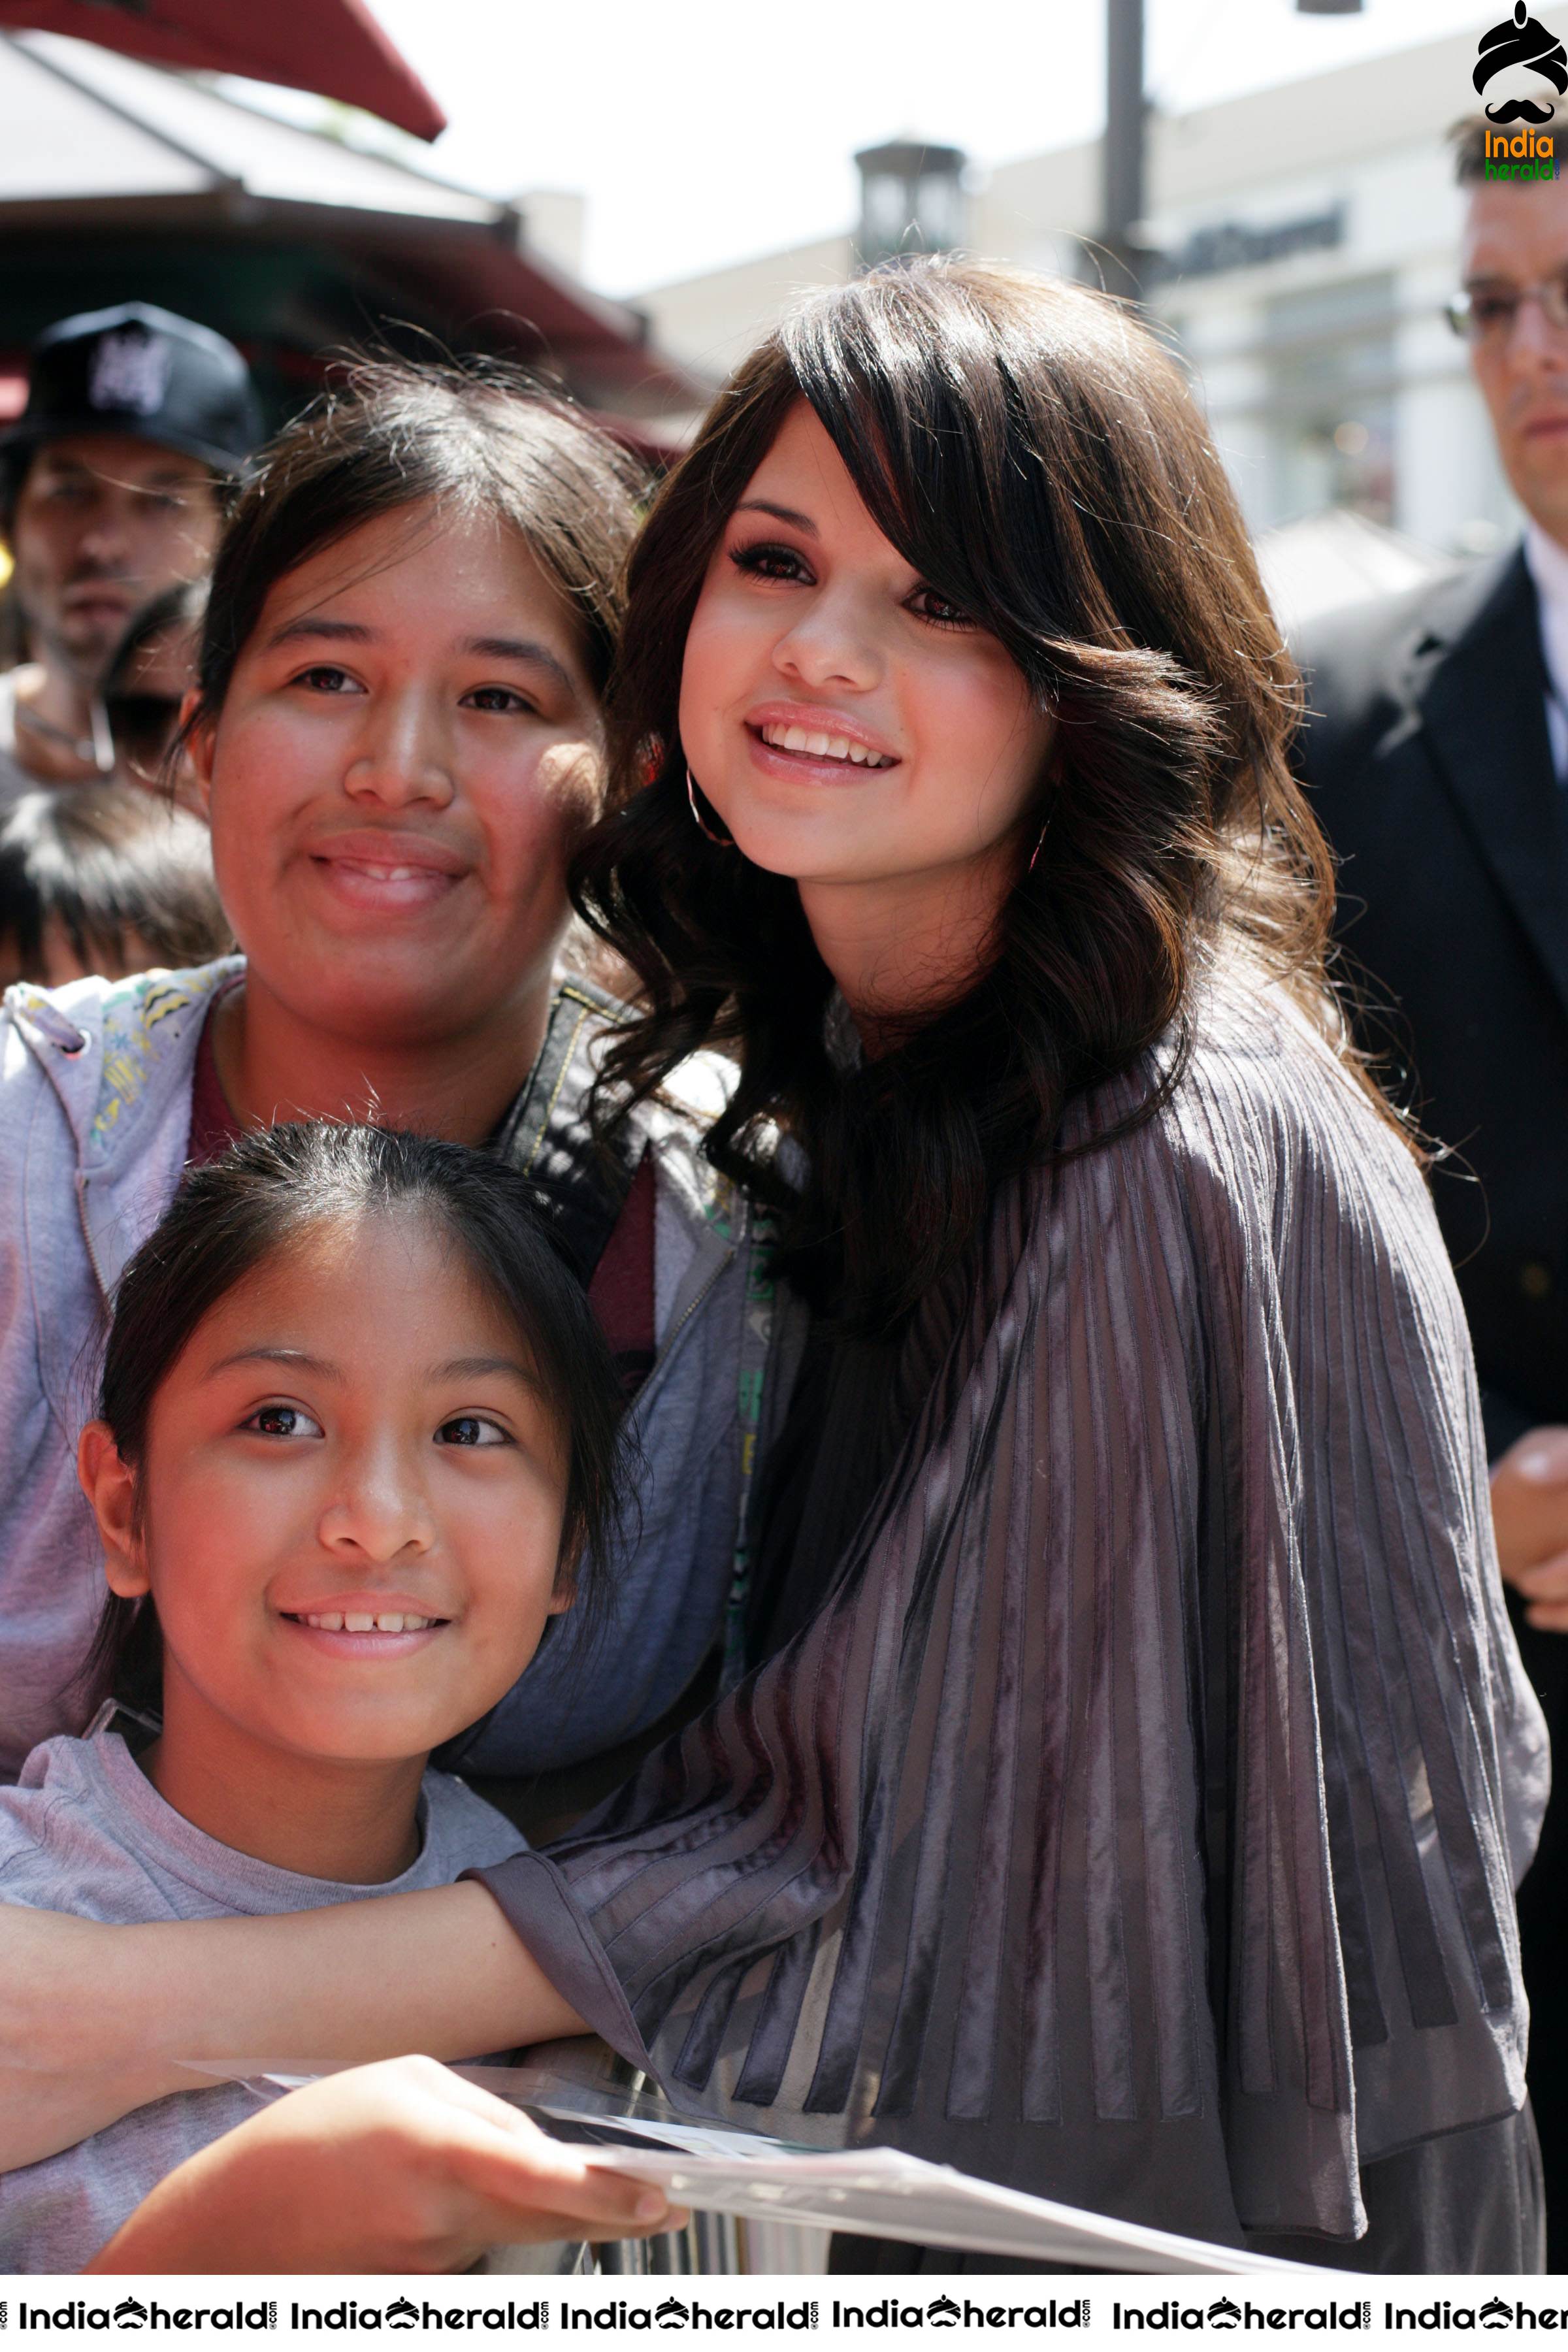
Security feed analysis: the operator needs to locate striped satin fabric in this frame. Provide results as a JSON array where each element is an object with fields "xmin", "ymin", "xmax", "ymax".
[{"xmin": 477, "ymin": 966, "xmax": 1548, "ymax": 2256}]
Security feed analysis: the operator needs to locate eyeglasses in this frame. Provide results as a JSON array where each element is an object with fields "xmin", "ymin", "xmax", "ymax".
[{"xmin": 1446, "ymin": 274, "xmax": 1568, "ymax": 341}]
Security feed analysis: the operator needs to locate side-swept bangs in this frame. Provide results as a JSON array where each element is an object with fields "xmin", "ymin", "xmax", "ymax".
[{"xmin": 576, "ymin": 259, "xmax": 1390, "ymax": 1333}]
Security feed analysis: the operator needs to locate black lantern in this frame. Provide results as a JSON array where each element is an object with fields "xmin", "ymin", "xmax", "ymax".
[{"xmin": 854, "ymin": 140, "xmax": 968, "ymax": 270}]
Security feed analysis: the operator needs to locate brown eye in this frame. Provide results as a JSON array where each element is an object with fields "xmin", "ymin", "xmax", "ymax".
[
  {"xmin": 243, "ymin": 1403, "xmax": 323, "ymax": 1439},
  {"xmin": 436, "ymin": 1414, "xmax": 507, "ymax": 1447},
  {"xmin": 909, "ymin": 586, "xmax": 975, "ymax": 630},
  {"xmin": 730, "ymin": 542, "xmax": 813, "ymax": 583}
]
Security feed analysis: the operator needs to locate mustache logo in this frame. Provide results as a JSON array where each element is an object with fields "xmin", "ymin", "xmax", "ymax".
[
  {"xmin": 1475, "ymin": 3, "xmax": 1568, "ymax": 122},
  {"xmin": 1486, "ymin": 94, "xmax": 1560, "ymax": 120}
]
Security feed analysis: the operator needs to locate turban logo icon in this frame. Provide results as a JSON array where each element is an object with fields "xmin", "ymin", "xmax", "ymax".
[{"xmin": 1475, "ymin": 2, "xmax": 1568, "ymax": 123}]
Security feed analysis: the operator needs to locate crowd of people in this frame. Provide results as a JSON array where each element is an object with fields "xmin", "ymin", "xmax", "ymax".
[
  {"xmin": 0, "ymin": 302, "xmax": 238, "ymax": 987},
  {"xmin": 0, "ymin": 114, "xmax": 1565, "ymax": 2279}
]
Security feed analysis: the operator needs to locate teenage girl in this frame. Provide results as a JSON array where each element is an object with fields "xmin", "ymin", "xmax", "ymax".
[{"xmin": 0, "ymin": 1121, "xmax": 676, "ymax": 2272}]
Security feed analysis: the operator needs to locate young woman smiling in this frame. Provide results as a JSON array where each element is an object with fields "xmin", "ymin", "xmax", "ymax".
[
  {"xmin": 0, "ymin": 361, "xmax": 781, "ymax": 1817},
  {"xmin": 5, "ymin": 265, "xmax": 1548, "ymax": 2275}
]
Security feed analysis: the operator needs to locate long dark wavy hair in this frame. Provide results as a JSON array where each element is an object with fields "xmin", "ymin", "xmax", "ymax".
[{"xmin": 572, "ymin": 257, "xmax": 1386, "ymax": 1333}]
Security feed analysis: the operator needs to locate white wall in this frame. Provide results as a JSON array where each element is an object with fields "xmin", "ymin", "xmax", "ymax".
[
  {"xmin": 632, "ymin": 23, "xmax": 1514, "ymax": 549},
  {"xmin": 638, "ymin": 235, "xmax": 855, "ymax": 380}
]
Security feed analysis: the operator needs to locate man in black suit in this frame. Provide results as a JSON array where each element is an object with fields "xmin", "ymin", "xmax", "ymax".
[{"xmin": 1296, "ymin": 117, "xmax": 1568, "ymax": 2266}]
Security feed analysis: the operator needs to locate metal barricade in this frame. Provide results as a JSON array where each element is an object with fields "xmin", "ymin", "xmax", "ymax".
[{"xmin": 481, "ymin": 2040, "xmax": 828, "ymax": 2276}]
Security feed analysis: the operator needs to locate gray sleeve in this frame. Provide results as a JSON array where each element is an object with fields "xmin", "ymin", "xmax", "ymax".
[{"xmin": 466, "ymin": 1851, "xmax": 650, "ymax": 2068}]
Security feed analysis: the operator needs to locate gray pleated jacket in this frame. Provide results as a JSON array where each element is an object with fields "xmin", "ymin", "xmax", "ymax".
[{"xmin": 476, "ymin": 967, "xmax": 1548, "ymax": 2253}]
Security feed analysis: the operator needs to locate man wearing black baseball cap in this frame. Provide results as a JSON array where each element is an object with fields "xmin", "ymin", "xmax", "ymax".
[{"xmin": 0, "ymin": 303, "xmax": 259, "ymax": 797}]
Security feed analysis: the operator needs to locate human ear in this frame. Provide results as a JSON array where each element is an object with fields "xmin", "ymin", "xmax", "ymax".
[
  {"xmin": 547, "ymin": 1550, "xmax": 577, "ymax": 1618},
  {"xmin": 179, "ymin": 691, "xmax": 216, "ymax": 821},
  {"xmin": 78, "ymin": 1421, "xmax": 150, "ymax": 1599}
]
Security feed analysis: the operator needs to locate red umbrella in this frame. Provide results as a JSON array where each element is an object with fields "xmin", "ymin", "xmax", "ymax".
[{"xmin": 0, "ymin": 0, "xmax": 446, "ymax": 139}]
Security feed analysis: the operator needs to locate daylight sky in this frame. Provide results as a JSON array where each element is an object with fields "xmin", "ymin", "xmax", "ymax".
[{"xmin": 240, "ymin": 0, "xmax": 1503, "ymax": 296}]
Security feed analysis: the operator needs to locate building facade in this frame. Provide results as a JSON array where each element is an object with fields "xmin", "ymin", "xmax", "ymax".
[{"xmin": 636, "ymin": 24, "xmax": 1517, "ymax": 557}]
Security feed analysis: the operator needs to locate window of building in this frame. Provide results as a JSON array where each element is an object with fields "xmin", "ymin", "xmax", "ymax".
[{"xmin": 1263, "ymin": 274, "xmax": 1397, "ymax": 528}]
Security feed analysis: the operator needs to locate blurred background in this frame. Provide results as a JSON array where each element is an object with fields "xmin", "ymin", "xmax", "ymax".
[{"xmin": 0, "ymin": 0, "xmax": 1529, "ymax": 623}]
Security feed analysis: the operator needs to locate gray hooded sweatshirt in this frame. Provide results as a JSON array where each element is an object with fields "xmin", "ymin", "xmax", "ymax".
[{"xmin": 0, "ymin": 959, "xmax": 796, "ymax": 1781}]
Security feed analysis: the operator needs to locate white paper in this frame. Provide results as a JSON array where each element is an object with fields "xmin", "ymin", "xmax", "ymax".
[
  {"xmin": 567, "ymin": 2146, "xmax": 1321, "ymax": 2275},
  {"xmin": 180, "ymin": 2059, "xmax": 1324, "ymax": 2275}
]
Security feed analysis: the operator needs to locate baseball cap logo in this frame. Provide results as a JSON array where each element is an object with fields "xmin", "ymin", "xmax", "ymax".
[{"xmin": 88, "ymin": 327, "xmax": 172, "ymax": 418}]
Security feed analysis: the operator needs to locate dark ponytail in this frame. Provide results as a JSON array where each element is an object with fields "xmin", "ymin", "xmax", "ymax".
[{"xmin": 184, "ymin": 355, "xmax": 646, "ymax": 761}]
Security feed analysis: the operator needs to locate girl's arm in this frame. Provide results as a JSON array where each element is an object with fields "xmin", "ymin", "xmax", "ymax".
[{"xmin": 0, "ymin": 1887, "xmax": 580, "ymax": 2171}]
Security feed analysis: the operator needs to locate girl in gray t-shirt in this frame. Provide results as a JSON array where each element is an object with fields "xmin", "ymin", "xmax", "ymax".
[{"xmin": 0, "ymin": 1120, "xmax": 629, "ymax": 2272}]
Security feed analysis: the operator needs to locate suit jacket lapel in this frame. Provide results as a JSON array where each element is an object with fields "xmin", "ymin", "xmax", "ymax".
[{"xmin": 1413, "ymin": 548, "xmax": 1568, "ymax": 1021}]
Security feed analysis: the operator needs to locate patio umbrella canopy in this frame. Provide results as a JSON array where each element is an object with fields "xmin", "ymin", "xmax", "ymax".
[
  {"xmin": 0, "ymin": 31, "xmax": 711, "ymax": 455},
  {"xmin": 0, "ymin": 0, "xmax": 445, "ymax": 139}
]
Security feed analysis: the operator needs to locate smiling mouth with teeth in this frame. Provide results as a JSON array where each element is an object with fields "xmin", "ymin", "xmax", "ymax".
[
  {"xmin": 284, "ymin": 1610, "xmax": 444, "ymax": 1634},
  {"xmin": 759, "ymin": 723, "xmax": 894, "ymax": 768}
]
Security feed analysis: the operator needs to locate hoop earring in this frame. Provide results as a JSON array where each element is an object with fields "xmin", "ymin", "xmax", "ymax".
[
  {"xmin": 1026, "ymin": 802, "xmax": 1054, "ymax": 876},
  {"xmin": 686, "ymin": 768, "xmax": 735, "ymax": 849}
]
